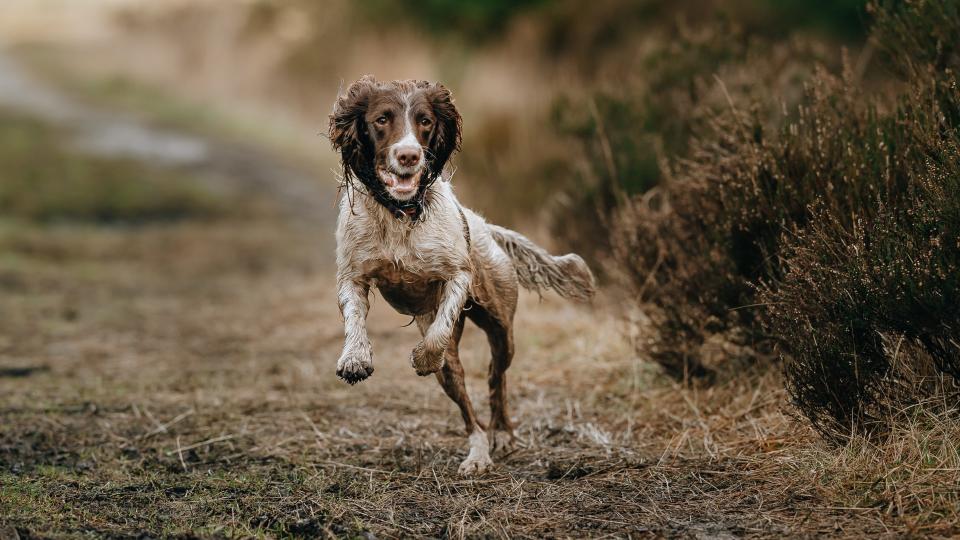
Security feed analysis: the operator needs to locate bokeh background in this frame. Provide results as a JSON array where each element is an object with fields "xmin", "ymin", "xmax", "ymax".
[
  {"xmin": 3, "ymin": 1, "xmax": 960, "ymax": 537},
  {"xmin": 0, "ymin": 0, "xmax": 867, "ymax": 233}
]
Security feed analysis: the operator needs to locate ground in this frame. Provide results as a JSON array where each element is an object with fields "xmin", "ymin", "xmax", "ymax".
[{"xmin": 0, "ymin": 51, "xmax": 949, "ymax": 539}]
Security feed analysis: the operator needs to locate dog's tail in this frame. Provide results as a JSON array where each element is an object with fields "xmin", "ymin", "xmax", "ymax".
[{"xmin": 488, "ymin": 224, "xmax": 596, "ymax": 301}]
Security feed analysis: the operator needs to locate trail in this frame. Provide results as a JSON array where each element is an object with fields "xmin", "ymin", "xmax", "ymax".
[{"xmin": 0, "ymin": 49, "xmax": 335, "ymax": 233}]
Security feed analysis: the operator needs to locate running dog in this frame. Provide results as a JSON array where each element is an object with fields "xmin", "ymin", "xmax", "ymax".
[{"xmin": 328, "ymin": 76, "xmax": 595, "ymax": 475}]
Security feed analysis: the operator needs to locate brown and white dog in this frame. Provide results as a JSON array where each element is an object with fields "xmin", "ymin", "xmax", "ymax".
[{"xmin": 328, "ymin": 76, "xmax": 595, "ymax": 475}]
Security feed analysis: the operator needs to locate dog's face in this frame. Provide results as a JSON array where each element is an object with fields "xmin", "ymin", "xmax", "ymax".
[{"xmin": 329, "ymin": 76, "xmax": 462, "ymax": 201}]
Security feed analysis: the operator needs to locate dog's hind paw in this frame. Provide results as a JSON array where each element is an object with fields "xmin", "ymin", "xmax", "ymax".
[
  {"xmin": 458, "ymin": 453, "xmax": 493, "ymax": 476},
  {"xmin": 410, "ymin": 342, "xmax": 445, "ymax": 376},
  {"xmin": 336, "ymin": 351, "xmax": 374, "ymax": 384},
  {"xmin": 490, "ymin": 429, "xmax": 517, "ymax": 453},
  {"xmin": 458, "ymin": 430, "xmax": 493, "ymax": 476}
]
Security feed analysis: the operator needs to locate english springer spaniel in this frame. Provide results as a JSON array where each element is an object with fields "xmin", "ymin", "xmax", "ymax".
[{"xmin": 328, "ymin": 75, "xmax": 595, "ymax": 475}]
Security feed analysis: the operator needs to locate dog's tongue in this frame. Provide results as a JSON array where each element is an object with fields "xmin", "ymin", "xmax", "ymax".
[{"xmin": 382, "ymin": 173, "xmax": 398, "ymax": 187}]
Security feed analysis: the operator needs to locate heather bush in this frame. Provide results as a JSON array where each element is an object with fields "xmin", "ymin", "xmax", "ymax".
[
  {"xmin": 550, "ymin": 20, "xmax": 828, "ymax": 267},
  {"xmin": 609, "ymin": 0, "xmax": 960, "ymax": 435},
  {"xmin": 765, "ymin": 1, "xmax": 959, "ymax": 435},
  {"xmin": 767, "ymin": 0, "xmax": 960, "ymax": 435},
  {"xmin": 606, "ymin": 63, "xmax": 839, "ymax": 379}
]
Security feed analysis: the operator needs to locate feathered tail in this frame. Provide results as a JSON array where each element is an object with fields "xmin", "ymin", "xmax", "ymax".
[{"xmin": 487, "ymin": 224, "xmax": 596, "ymax": 301}]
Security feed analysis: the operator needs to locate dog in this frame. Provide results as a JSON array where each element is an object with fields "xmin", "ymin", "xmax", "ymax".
[{"xmin": 328, "ymin": 75, "xmax": 595, "ymax": 475}]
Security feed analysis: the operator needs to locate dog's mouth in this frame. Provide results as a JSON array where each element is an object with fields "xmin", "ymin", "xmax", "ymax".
[{"xmin": 377, "ymin": 167, "xmax": 422, "ymax": 199}]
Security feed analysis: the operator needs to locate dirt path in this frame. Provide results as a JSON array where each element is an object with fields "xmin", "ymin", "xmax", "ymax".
[
  {"xmin": 0, "ymin": 50, "xmax": 334, "ymax": 230},
  {"xmin": 0, "ymin": 49, "xmax": 899, "ymax": 539}
]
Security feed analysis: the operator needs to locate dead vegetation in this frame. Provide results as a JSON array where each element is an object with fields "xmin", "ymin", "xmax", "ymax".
[
  {"xmin": 2, "ymin": 1, "xmax": 960, "ymax": 537},
  {"xmin": 607, "ymin": 0, "xmax": 960, "ymax": 430},
  {"xmin": 2, "ymin": 205, "xmax": 956, "ymax": 537}
]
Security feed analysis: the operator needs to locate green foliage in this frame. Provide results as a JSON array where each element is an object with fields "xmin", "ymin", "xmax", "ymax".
[
  {"xmin": 0, "ymin": 110, "xmax": 222, "ymax": 224},
  {"xmin": 355, "ymin": 0, "xmax": 548, "ymax": 41},
  {"xmin": 755, "ymin": 0, "xmax": 868, "ymax": 39}
]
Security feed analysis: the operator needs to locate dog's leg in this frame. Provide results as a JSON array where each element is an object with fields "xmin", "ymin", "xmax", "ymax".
[
  {"xmin": 418, "ymin": 313, "xmax": 492, "ymax": 476},
  {"xmin": 335, "ymin": 275, "xmax": 374, "ymax": 384},
  {"xmin": 468, "ymin": 302, "xmax": 517, "ymax": 453},
  {"xmin": 410, "ymin": 271, "xmax": 471, "ymax": 376},
  {"xmin": 485, "ymin": 320, "xmax": 516, "ymax": 451}
]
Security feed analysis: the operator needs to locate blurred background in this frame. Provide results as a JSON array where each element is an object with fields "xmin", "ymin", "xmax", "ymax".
[
  {"xmin": 0, "ymin": 0, "xmax": 868, "ymax": 241},
  {"xmin": 0, "ymin": 0, "xmax": 890, "ymax": 402}
]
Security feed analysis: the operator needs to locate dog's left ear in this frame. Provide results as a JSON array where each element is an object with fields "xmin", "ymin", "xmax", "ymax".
[{"xmin": 425, "ymin": 83, "xmax": 462, "ymax": 176}]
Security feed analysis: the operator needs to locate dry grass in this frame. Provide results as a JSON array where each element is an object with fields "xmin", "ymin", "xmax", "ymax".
[
  {"xmin": 797, "ymin": 407, "xmax": 960, "ymax": 535},
  {"xmin": 2, "ymin": 211, "xmax": 958, "ymax": 538}
]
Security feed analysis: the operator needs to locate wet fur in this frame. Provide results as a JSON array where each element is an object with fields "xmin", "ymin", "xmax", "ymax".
[{"xmin": 329, "ymin": 76, "xmax": 596, "ymax": 475}]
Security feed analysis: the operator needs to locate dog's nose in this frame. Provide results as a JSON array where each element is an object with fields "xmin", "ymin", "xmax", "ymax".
[{"xmin": 396, "ymin": 147, "xmax": 421, "ymax": 168}]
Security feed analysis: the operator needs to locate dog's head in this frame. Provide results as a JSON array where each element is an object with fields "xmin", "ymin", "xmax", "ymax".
[{"xmin": 329, "ymin": 76, "xmax": 462, "ymax": 202}]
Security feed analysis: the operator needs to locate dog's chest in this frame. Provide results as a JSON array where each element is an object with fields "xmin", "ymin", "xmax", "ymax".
[
  {"xmin": 370, "ymin": 264, "xmax": 444, "ymax": 315},
  {"xmin": 364, "ymin": 241, "xmax": 448, "ymax": 316},
  {"xmin": 356, "ymin": 218, "xmax": 462, "ymax": 275},
  {"xmin": 358, "ymin": 221, "xmax": 465, "ymax": 315}
]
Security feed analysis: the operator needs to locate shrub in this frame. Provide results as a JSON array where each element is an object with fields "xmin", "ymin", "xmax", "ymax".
[
  {"xmin": 767, "ymin": 0, "xmax": 960, "ymax": 436},
  {"xmin": 550, "ymin": 19, "xmax": 829, "ymax": 268},
  {"xmin": 608, "ymin": 0, "xmax": 960, "ymax": 436},
  {"xmin": 766, "ymin": 84, "xmax": 960, "ymax": 434}
]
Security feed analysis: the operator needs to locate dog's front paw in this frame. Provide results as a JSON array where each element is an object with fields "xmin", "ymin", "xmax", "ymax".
[
  {"xmin": 337, "ymin": 350, "xmax": 374, "ymax": 384},
  {"xmin": 410, "ymin": 342, "xmax": 445, "ymax": 376}
]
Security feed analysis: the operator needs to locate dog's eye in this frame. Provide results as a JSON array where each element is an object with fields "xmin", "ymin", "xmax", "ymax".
[
  {"xmin": 375, "ymin": 116, "xmax": 388, "ymax": 125},
  {"xmin": 419, "ymin": 117, "xmax": 432, "ymax": 127}
]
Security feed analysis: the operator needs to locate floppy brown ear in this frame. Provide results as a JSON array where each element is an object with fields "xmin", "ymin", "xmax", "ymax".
[
  {"xmin": 329, "ymin": 75, "xmax": 378, "ymax": 182},
  {"xmin": 425, "ymin": 82, "xmax": 462, "ymax": 177}
]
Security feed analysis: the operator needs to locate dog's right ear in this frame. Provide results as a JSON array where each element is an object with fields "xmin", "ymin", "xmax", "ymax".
[{"xmin": 329, "ymin": 75, "xmax": 377, "ymax": 180}]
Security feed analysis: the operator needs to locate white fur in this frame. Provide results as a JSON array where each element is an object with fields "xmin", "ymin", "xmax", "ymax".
[
  {"xmin": 335, "ymin": 277, "xmax": 373, "ymax": 380},
  {"xmin": 411, "ymin": 271, "xmax": 471, "ymax": 374},
  {"xmin": 335, "ymin": 181, "xmax": 475, "ymax": 378},
  {"xmin": 458, "ymin": 429, "xmax": 493, "ymax": 475},
  {"xmin": 385, "ymin": 98, "xmax": 424, "ymax": 192}
]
